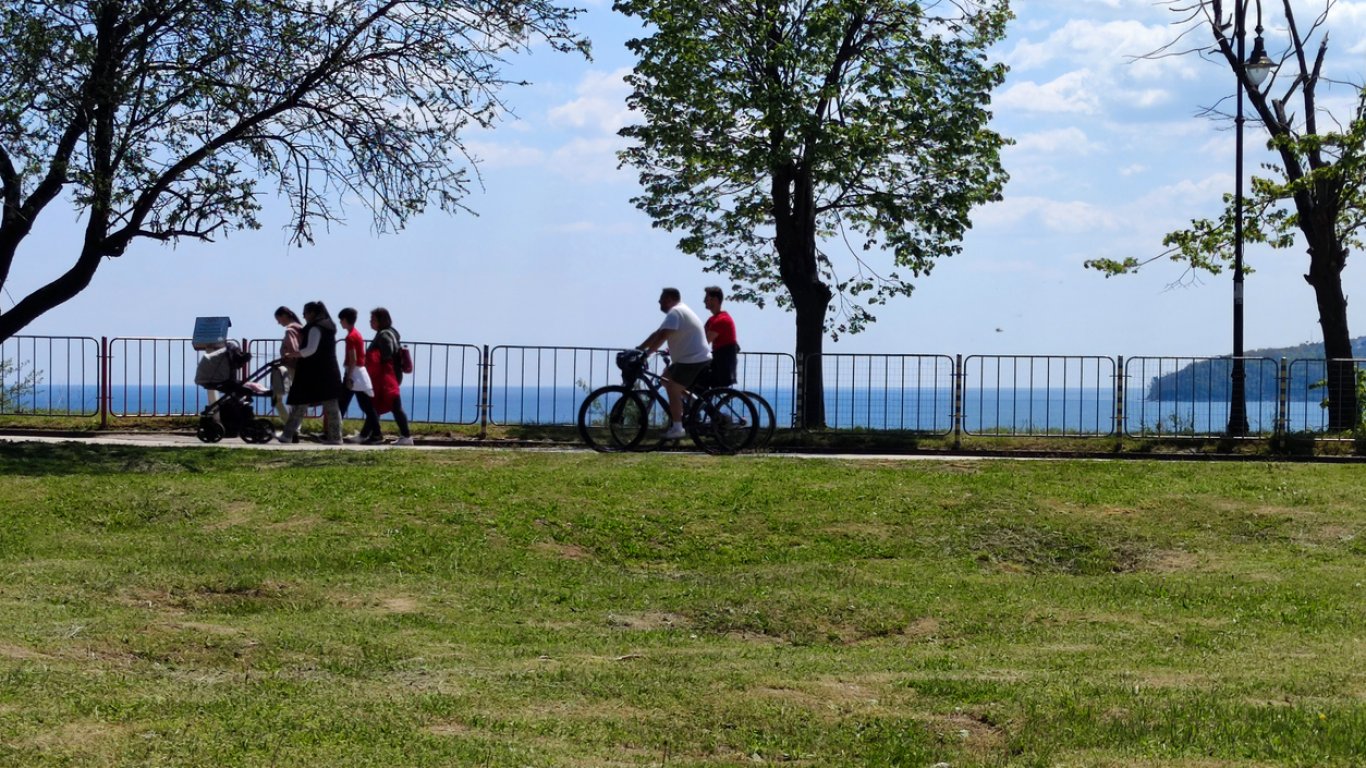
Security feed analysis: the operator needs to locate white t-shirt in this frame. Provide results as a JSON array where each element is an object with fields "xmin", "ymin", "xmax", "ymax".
[{"xmin": 658, "ymin": 303, "xmax": 712, "ymax": 364}]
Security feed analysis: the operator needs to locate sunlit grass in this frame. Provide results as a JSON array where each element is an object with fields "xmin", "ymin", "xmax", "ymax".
[{"xmin": 0, "ymin": 444, "xmax": 1363, "ymax": 766}]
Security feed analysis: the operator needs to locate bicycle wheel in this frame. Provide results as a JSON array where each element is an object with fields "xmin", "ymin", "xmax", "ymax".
[
  {"xmin": 687, "ymin": 388, "xmax": 759, "ymax": 455},
  {"xmin": 739, "ymin": 390, "xmax": 776, "ymax": 450},
  {"xmin": 577, "ymin": 386, "xmax": 649, "ymax": 452}
]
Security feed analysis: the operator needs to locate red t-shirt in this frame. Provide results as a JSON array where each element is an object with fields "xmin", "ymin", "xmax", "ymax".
[
  {"xmin": 343, "ymin": 327, "xmax": 365, "ymax": 367},
  {"xmin": 706, "ymin": 311, "xmax": 737, "ymax": 349}
]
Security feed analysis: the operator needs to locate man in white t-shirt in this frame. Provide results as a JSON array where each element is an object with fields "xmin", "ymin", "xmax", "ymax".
[{"xmin": 637, "ymin": 287, "xmax": 712, "ymax": 439}]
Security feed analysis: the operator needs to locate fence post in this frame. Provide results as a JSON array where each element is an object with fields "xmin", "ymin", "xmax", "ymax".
[
  {"xmin": 794, "ymin": 353, "xmax": 805, "ymax": 430},
  {"xmin": 478, "ymin": 344, "xmax": 491, "ymax": 439},
  {"xmin": 1275, "ymin": 357, "xmax": 1289, "ymax": 435},
  {"xmin": 98, "ymin": 336, "xmax": 110, "ymax": 429},
  {"xmin": 1114, "ymin": 355, "xmax": 1125, "ymax": 448},
  {"xmin": 952, "ymin": 354, "xmax": 963, "ymax": 450}
]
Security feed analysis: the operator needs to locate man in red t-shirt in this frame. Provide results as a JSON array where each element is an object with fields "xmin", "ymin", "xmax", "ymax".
[{"xmin": 703, "ymin": 286, "xmax": 739, "ymax": 386}]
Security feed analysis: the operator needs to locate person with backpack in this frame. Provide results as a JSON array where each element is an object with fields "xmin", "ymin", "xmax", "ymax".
[{"xmin": 355, "ymin": 306, "xmax": 413, "ymax": 446}]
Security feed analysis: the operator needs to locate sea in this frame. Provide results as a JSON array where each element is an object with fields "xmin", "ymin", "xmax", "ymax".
[{"xmin": 4, "ymin": 384, "xmax": 1330, "ymax": 436}]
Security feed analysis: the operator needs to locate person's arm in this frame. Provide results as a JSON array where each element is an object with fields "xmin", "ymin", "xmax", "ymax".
[
  {"xmin": 344, "ymin": 334, "xmax": 359, "ymax": 369},
  {"xmin": 296, "ymin": 326, "xmax": 323, "ymax": 358},
  {"xmin": 638, "ymin": 328, "xmax": 670, "ymax": 352}
]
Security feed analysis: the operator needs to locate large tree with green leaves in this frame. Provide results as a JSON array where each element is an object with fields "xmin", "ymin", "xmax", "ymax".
[
  {"xmin": 615, "ymin": 0, "xmax": 1010, "ymax": 427},
  {"xmin": 1088, "ymin": 0, "xmax": 1364, "ymax": 430},
  {"xmin": 0, "ymin": 0, "xmax": 588, "ymax": 342}
]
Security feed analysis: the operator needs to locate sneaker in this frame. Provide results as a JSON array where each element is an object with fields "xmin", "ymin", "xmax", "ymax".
[
  {"xmin": 362, "ymin": 435, "xmax": 385, "ymax": 445},
  {"xmin": 393, "ymin": 436, "xmax": 414, "ymax": 446},
  {"xmin": 344, "ymin": 435, "xmax": 365, "ymax": 444},
  {"xmin": 322, "ymin": 439, "xmax": 342, "ymax": 446},
  {"xmin": 662, "ymin": 424, "xmax": 687, "ymax": 440},
  {"xmin": 276, "ymin": 434, "xmax": 294, "ymax": 444}
]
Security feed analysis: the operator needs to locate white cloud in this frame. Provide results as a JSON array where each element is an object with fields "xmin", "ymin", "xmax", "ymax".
[
  {"xmin": 463, "ymin": 140, "xmax": 545, "ymax": 169},
  {"xmin": 547, "ymin": 136, "xmax": 630, "ymax": 183},
  {"xmin": 547, "ymin": 67, "xmax": 634, "ymax": 134},
  {"xmin": 977, "ymin": 195, "xmax": 1122, "ymax": 234},
  {"xmin": 1011, "ymin": 126, "xmax": 1101, "ymax": 154},
  {"xmin": 997, "ymin": 71, "xmax": 1102, "ymax": 115},
  {"xmin": 1006, "ymin": 19, "xmax": 1197, "ymax": 81}
]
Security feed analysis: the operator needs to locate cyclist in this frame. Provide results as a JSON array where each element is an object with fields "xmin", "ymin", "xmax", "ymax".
[
  {"xmin": 703, "ymin": 286, "xmax": 739, "ymax": 386},
  {"xmin": 637, "ymin": 287, "xmax": 712, "ymax": 440}
]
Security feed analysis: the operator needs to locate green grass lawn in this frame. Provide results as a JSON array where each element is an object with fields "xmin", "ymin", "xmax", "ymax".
[{"xmin": 0, "ymin": 443, "xmax": 1362, "ymax": 767}]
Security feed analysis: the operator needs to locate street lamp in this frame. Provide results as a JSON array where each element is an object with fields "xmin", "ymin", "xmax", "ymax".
[{"xmin": 1229, "ymin": 1, "xmax": 1274, "ymax": 436}]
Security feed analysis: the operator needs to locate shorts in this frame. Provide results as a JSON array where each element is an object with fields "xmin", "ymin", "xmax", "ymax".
[{"xmin": 664, "ymin": 361, "xmax": 709, "ymax": 389}]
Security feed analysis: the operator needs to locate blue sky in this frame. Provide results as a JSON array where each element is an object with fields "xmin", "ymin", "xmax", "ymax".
[{"xmin": 11, "ymin": 0, "xmax": 1366, "ymax": 357}]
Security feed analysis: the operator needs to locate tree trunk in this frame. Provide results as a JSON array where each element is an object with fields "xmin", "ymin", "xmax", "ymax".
[
  {"xmin": 791, "ymin": 278, "xmax": 832, "ymax": 428},
  {"xmin": 772, "ymin": 162, "xmax": 832, "ymax": 428},
  {"xmin": 1306, "ymin": 239, "xmax": 1358, "ymax": 431}
]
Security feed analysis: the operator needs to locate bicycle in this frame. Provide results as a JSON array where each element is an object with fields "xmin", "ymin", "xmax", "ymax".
[{"xmin": 578, "ymin": 350, "xmax": 760, "ymax": 454}]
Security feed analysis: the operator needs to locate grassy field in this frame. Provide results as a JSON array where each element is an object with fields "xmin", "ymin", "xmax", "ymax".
[{"xmin": 0, "ymin": 443, "xmax": 1362, "ymax": 767}]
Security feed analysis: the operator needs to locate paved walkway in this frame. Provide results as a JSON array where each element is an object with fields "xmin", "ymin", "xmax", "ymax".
[
  {"xmin": 0, "ymin": 430, "xmax": 996, "ymax": 461},
  {"xmin": 0, "ymin": 431, "xmax": 440, "ymax": 451}
]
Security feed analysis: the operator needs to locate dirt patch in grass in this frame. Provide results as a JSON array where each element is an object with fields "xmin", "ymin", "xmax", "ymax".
[
  {"xmin": 931, "ymin": 710, "xmax": 1007, "ymax": 754},
  {"xmin": 607, "ymin": 612, "xmax": 690, "ymax": 631},
  {"xmin": 901, "ymin": 616, "xmax": 941, "ymax": 640},
  {"xmin": 201, "ymin": 501, "xmax": 259, "ymax": 531},
  {"xmin": 0, "ymin": 641, "xmax": 49, "ymax": 660},
  {"xmin": 1145, "ymin": 548, "xmax": 1202, "ymax": 572},
  {"xmin": 378, "ymin": 596, "xmax": 420, "ymax": 614},
  {"xmin": 264, "ymin": 514, "xmax": 323, "ymax": 532},
  {"xmin": 170, "ymin": 620, "xmax": 243, "ymax": 636},
  {"xmin": 534, "ymin": 541, "xmax": 593, "ymax": 561},
  {"xmin": 21, "ymin": 720, "xmax": 131, "ymax": 753},
  {"xmin": 424, "ymin": 720, "xmax": 475, "ymax": 737}
]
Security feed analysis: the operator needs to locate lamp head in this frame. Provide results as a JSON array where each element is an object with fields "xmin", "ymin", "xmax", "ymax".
[{"xmin": 1246, "ymin": 37, "xmax": 1275, "ymax": 87}]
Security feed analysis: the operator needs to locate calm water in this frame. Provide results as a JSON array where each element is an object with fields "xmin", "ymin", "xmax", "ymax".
[{"xmin": 4, "ymin": 385, "xmax": 1329, "ymax": 435}]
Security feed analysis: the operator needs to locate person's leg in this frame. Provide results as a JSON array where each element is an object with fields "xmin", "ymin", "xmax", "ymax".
[
  {"xmin": 353, "ymin": 392, "xmax": 377, "ymax": 439},
  {"xmin": 392, "ymin": 397, "xmax": 411, "ymax": 441},
  {"xmin": 665, "ymin": 380, "xmax": 686, "ymax": 424},
  {"xmin": 280, "ymin": 403, "xmax": 305, "ymax": 442},
  {"xmin": 270, "ymin": 368, "xmax": 289, "ymax": 419},
  {"xmin": 358, "ymin": 393, "xmax": 383, "ymax": 443},
  {"xmin": 322, "ymin": 399, "xmax": 342, "ymax": 443},
  {"xmin": 337, "ymin": 387, "xmax": 354, "ymax": 419}
]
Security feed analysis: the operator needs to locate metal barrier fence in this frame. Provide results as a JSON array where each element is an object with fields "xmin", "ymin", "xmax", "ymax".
[
  {"xmin": 961, "ymin": 355, "xmax": 1117, "ymax": 437},
  {"xmin": 1123, "ymin": 356, "xmax": 1280, "ymax": 437},
  {"xmin": 736, "ymin": 351, "xmax": 797, "ymax": 428},
  {"xmin": 107, "ymin": 337, "xmax": 211, "ymax": 417},
  {"xmin": 1283, "ymin": 358, "xmax": 1366, "ymax": 434},
  {"xmin": 486, "ymin": 345, "xmax": 620, "ymax": 426},
  {"xmin": 4, "ymin": 335, "xmax": 1364, "ymax": 442},
  {"xmin": 0, "ymin": 335, "xmax": 101, "ymax": 417},
  {"xmin": 815, "ymin": 354, "xmax": 954, "ymax": 434}
]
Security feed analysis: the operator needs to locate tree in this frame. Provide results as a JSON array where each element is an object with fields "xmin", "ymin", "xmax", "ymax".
[
  {"xmin": 0, "ymin": 0, "xmax": 589, "ymax": 342},
  {"xmin": 1087, "ymin": 0, "xmax": 1364, "ymax": 430},
  {"xmin": 615, "ymin": 0, "xmax": 1010, "ymax": 427}
]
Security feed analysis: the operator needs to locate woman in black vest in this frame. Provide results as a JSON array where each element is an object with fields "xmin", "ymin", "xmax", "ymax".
[{"xmin": 279, "ymin": 300, "xmax": 344, "ymax": 444}]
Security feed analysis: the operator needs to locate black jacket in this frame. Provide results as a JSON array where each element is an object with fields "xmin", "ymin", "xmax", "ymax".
[{"xmin": 287, "ymin": 317, "xmax": 344, "ymax": 405}]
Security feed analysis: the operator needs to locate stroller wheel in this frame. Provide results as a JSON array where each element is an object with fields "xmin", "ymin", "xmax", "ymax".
[
  {"xmin": 197, "ymin": 418, "xmax": 225, "ymax": 443},
  {"xmin": 242, "ymin": 418, "xmax": 276, "ymax": 444}
]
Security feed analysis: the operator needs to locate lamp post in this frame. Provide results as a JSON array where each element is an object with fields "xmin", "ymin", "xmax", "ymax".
[{"xmin": 1229, "ymin": 0, "xmax": 1275, "ymax": 436}]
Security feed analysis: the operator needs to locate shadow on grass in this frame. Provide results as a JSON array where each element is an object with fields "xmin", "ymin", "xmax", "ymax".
[{"xmin": 0, "ymin": 441, "xmax": 373, "ymax": 476}]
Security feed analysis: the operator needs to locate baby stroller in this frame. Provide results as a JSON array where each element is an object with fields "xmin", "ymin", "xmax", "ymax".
[{"xmin": 194, "ymin": 341, "xmax": 280, "ymax": 444}]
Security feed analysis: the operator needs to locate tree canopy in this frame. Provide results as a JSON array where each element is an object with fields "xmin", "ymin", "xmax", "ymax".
[
  {"xmin": 0, "ymin": 0, "xmax": 589, "ymax": 340},
  {"xmin": 615, "ymin": 0, "xmax": 1010, "ymax": 425},
  {"xmin": 1085, "ymin": 0, "xmax": 1364, "ymax": 429}
]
